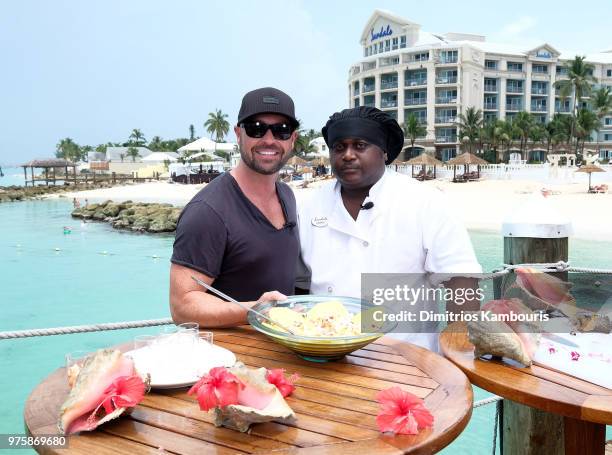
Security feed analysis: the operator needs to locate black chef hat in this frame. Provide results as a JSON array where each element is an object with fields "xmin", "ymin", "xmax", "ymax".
[{"xmin": 322, "ymin": 107, "xmax": 404, "ymax": 164}]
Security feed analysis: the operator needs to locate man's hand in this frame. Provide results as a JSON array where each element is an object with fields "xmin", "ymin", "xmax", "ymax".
[{"xmin": 256, "ymin": 291, "xmax": 288, "ymax": 304}]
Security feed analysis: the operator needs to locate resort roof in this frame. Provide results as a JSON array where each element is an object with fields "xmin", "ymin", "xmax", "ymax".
[
  {"xmin": 106, "ymin": 146, "xmax": 153, "ymax": 162},
  {"xmin": 22, "ymin": 159, "xmax": 76, "ymax": 168},
  {"xmin": 178, "ymin": 137, "xmax": 237, "ymax": 153}
]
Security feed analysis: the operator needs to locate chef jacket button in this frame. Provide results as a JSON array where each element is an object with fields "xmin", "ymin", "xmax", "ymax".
[
  {"xmin": 362, "ymin": 241, "xmax": 369, "ymax": 247},
  {"xmin": 327, "ymin": 286, "xmax": 333, "ymax": 293}
]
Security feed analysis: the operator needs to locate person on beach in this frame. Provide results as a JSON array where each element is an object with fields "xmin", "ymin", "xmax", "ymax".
[
  {"xmin": 296, "ymin": 106, "xmax": 481, "ymax": 351},
  {"xmin": 170, "ymin": 87, "xmax": 300, "ymax": 327},
  {"xmin": 73, "ymin": 198, "xmax": 80, "ymax": 209}
]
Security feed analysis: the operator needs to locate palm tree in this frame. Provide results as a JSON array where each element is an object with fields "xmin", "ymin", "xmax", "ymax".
[
  {"xmin": 80, "ymin": 145, "xmax": 93, "ymax": 162},
  {"xmin": 56, "ymin": 138, "xmax": 80, "ymax": 162},
  {"xmin": 149, "ymin": 136, "xmax": 163, "ymax": 151},
  {"xmin": 481, "ymin": 120, "xmax": 504, "ymax": 163},
  {"xmin": 592, "ymin": 87, "xmax": 612, "ymax": 152},
  {"xmin": 456, "ymin": 107, "xmax": 483, "ymax": 154},
  {"xmin": 95, "ymin": 144, "xmax": 107, "ymax": 157},
  {"xmin": 294, "ymin": 127, "xmax": 316, "ymax": 157},
  {"xmin": 189, "ymin": 124, "xmax": 196, "ymax": 141},
  {"xmin": 205, "ymin": 109, "xmax": 230, "ymax": 155},
  {"xmin": 555, "ymin": 56, "xmax": 597, "ymax": 152},
  {"xmin": 129, "ymin": 129, "xmax": 146, "ymax": 145},
  {"xmin": 575, "ymin": 109, "xmax": 601, "ymax": 154},
  {"xmin": 403, "ymin": 114, "xmax": 427, "ymax": 159},
  {"xmin": 512, "ymin": 112, "xmax": 535, "ymax": 159},
  {"xmin": 126, "ymin": 146, "xmax": 141, "ymax": 163}
]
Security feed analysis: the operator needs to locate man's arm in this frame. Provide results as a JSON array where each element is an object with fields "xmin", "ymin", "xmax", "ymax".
[{"xmin": 169, "ymin": 263, "xmax": 286, "ymax": 327}]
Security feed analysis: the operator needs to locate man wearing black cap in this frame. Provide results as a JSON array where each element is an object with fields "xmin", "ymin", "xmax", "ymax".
[
  {"xmin": 170, "ymin": 87, "xmax": 300, "ymax": 327},
  {"xmin": 297, "ymin": 106, "xmax": 481, "ymax": 351}
]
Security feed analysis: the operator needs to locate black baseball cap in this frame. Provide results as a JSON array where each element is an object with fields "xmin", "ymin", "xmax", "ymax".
[{"xmin": 237, "ymin": 87, "xmax": 299, "ymax": 127}]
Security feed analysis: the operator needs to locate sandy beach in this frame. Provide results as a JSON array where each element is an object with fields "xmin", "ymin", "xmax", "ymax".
[{"xmin": 58, "ymin": 178, "xmax": 611, "ymax": 241}]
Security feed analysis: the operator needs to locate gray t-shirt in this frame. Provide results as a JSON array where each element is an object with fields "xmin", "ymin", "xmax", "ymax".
[{"xmin": 171, "ymin": 172, "xmax": 299, "ymax": 301}]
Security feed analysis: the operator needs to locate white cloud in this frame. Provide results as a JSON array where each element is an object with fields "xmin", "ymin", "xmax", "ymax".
[{"xmin": 500, "ymin": 16, "xmax": 537, "ymax": 36}]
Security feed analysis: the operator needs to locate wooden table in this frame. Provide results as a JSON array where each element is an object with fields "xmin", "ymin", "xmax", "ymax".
[
  {"xmin": 25, "ymin": 326, "xmax": 473, "ymax": 454},
  {"xmin": 440, "ymin": 322, "xmax": 612, "ymax": 455}
]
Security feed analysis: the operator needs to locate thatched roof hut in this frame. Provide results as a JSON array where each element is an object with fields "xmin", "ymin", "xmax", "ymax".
[
  {"xmin": 447, "ymin": 152, "xmax": 488, "ymax": 182},
  {"xmin": 405, "ymin": 153, "xmax": 443, "ymax": 180},
  {"xmin": 21, "ymin": 159, "xmax": 77, "ymax": 187}
]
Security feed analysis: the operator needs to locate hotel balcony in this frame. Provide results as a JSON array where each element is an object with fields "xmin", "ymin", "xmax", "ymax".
[
  {"xmin": 405, "ymin": 79, "xmax": 427, "ymax": 87},
  {"xmin": 436, "ymin": 97, "xmax": 457, "ymax": 104},
  {"xmin": 484, "ymin": 85, "xmax": 498, "ymax": 93},
  {"xmin": 435, "ymin": 116, "xmax": 456, "ymax": 124},
  {"xmin": 353, "ymin": 88, "xmax": 359, "ymax": 97},
  {"xmin": 530, "ymin": 105, "xmax": 547, "ymax": 112},
  {"xmin": 483, "ymin": 103, "xmax": 498, "ymax": 110},
  {"xmin": 555, "ymin": 106, "xmax": 571, "ymax": 113},
  {"xmin": 439, "ymin": 57, "xmax": 458, "ymax": 64},
  {"xmin": 435, "ymin": 136, "xmax": 458, "ymax": 143},
  {"xmin": 436, "ymin": 76, "xmax": 458, "ymax": 84},
  {"xmin": 380, "ymin": 81, "xmax": 398, "ymax": 90},
  {"xmin": 405, "ymin": 98, "xmax": 427, "ymax": 106},
  {"xmin": 363, "ymin": 85, "xmax": 375, "ymax": 93},
  {"xmin": 381, "ymin": 100, "xmax": 398, "ymax": 108},
  {"xmin": 506, "ymin": 86, "xmax": 524, "ymax": 94},
  {"xmin": 506, "ymin": 103, "xmax": 522, "ymax": 111},
  {"xmin": 531, "ymin": 88, "xmax": 548, "ymax": 95}
]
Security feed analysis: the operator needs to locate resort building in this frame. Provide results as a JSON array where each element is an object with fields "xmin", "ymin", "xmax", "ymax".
[{"xmin": 348, "ymin": 10, "xmax": 612, "ymax": 162}]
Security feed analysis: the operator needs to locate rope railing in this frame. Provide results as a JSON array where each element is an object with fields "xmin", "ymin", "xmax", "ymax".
[{"xmin": 0, "ymin": 317, "xmax": 173, "ymax": 340}]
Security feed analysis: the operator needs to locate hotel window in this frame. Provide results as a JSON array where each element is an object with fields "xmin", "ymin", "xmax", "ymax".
[
  {"xmin": 485, "ymin": 60, "xmax": 498, "ymax": 70},
  {"xmin": 506, "ymin": 79, "xmax": 524, "ymax": 93},
  {"xmin": 556, "ymin": 65, "xmax": 568, "ymax": 75},
  {"xmin": 532, "ymin": 81, "xmax": 548, "ymax": 95},
  {"xmin": 532, "ymin": 64, "xmax": 548, "ymax": 74},
  {"xmin": 385, "ymin": 39, "xmax": 391, "ymax": 52},
  {"xmin": 484, "ymin": 112, "xmax": 498, "ymax": 123},
  {"xmin": 413, "ymin": 52, "xmax": 429, "ymax": 62},
  {"xmin": 605, "ymin": 118, "xmax": 612, "ymax": 126},
  {"xmin": 392, "ymin": 37, "xmax": 398, "ymax": 50},
  {"xmin": 484, "ymin": 78, "xmax": 498, "ymax": 92},
  {"xmin": 605, "ymin": 134, "xmax": 612, "ymax": 141},
  {"xmin": 440, "ymin": 50, "xmax": 458, "ymax": 63},
  {"xmin": 400, "ymin": 36, "xmax": 407, "ymax": 48},
  {"xmin": 364, "ymin": 47, "xmax": 369, "ymax": 57},
  {"xmin": 607, "ymin": 69, "xmax": 612, "ymax": 77},
  {"xmin": 484, "ymin": 95, "xmax": 497, "ymax": 109},
  {"xmin": 354, "ymin": 98, "xmax": 360, "ymax": 108},
  {"xmin": 507, "ymin": 62, "xmax": 523, "ymax": 72}
]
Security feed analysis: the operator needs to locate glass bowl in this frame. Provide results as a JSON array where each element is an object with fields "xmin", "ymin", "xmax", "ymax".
[{"xmin": 248, "ymin": 295, "xmax": 395, "ymax": 362}]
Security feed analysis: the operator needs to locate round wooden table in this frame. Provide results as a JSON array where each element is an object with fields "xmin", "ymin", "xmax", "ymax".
[
  {"xmin": 440, "ymin": 322, "xmax": 612, "ymax": 455},
  {"xmin": 25, "ymin": 326, "xmax": 473, "ymax": 454}
]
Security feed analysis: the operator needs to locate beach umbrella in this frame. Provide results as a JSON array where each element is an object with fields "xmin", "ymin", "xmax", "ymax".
[
  {"xmin": 287, "ymin": 156, "xmax": 308, "ymax": 166},
  {"xmin": 575, "ymin": 164, "xmax": 606, "ymax": 191},
  {"xmin": 406, "ymin": 153, "xmax": 443, "ymax": 179},
  {"xmin": 446, "ymin": 152, "xmax": 488, "ymax": 181}
]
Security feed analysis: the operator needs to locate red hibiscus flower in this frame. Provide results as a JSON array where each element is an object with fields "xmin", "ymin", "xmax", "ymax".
[
  {"xmin": 376, "ymin": 386, "xmax": 434, "ymax": 435},
  {"xmin": 266, "ymin": 369, "xmax": 299, "ymax": 397},
  {"xmin": 188, "ymin": 367, "xmax": 243, "ymax": 411},
  {"xmin": 85, "ymin": 374, "xmax": 147, "ymax": 428}
]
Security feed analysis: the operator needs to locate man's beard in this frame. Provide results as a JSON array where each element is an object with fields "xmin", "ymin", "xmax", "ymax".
[{"xmin": 239, "ymin": 142, "xmax": 290, "ymax": 175}]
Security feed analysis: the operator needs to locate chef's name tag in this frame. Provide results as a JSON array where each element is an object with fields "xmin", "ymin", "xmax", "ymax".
[{"xmin": 311, "ymin": 216, "xmax": 328, "ymax": 228}]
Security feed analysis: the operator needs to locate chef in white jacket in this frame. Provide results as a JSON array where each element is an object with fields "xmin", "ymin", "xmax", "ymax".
[{"xmin": 296, "ymin": 106, "xmax": 482, "ymax": 351}]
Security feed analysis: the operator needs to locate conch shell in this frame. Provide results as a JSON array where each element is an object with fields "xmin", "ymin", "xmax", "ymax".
[
  {"xmin": 58, "ymin": 349, "xmax": 148, "ymax": 434},
  {"xmin": 468, "ymin": 299, "xmax": 542, "ymax": 367},
  {"xmin": 507, "ymin": 268, "xmax": 576, "ymax": 317},
  {"xmin": 468, "ymin": 319, "xmax": 533, "ymax": 366},
  {"xmin": 213, "ymin": 362, "xmax": 295, "ymax": 432}
]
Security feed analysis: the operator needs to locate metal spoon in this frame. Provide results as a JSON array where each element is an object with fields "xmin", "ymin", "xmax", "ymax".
[{"xmin": 190, "ymin": 276, "xmax": 296, "ymax": 335}]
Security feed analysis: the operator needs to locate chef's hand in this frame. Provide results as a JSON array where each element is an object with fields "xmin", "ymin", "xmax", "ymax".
[{"xmin": 257, "ymin": 291, "xmax": 288, "ymax": 304}]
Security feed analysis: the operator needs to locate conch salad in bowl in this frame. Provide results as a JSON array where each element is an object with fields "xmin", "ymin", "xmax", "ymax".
[{"xmin": 264, "ymin": 300, "xmax": 381, "ymax": 337}]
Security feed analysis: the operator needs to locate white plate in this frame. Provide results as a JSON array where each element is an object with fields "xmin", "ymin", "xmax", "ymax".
[{"xmin": 125, "ymin": 341, "xmax": 236, "ymax": 389}]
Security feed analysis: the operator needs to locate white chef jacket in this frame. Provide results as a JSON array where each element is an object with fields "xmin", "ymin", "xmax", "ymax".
[{"xmin": 297, "ymin": 169, "xmax": 482, "ymax": 351}]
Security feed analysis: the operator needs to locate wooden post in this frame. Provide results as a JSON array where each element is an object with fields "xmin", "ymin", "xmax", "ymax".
[
  {"xmin": 112, "ymin": 172, "xmax": 116, "ymax": 184},
  {"xmin": 501, "ymin": 197, "xmax": 605, "ymax": 455},
  {"xmin": 52, "ymin": 167, "xmax": 56, "ymax": 185},
  {"xmin": 31, "ymin": 166, "xmax": 34, "ymax": 186},
  {"xmin": 44, "ymin": 168, "xmax": 49, "ymax": 186},
  {"xmin": 23, "ymin": 167, "xmax": 28, "ymax": 187},
  {"xmin": 85, "ymin": 173, "xmax": 88, "ymax": 185},
  {"xmin": 93, "ymin": 170, "xmax": 96, "ymax": 184}
]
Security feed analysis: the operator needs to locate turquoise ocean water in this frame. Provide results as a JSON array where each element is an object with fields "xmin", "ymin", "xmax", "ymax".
[
  {"xmin": 0, "ymin": 199, "xmax": 610, "ymax": 453},
  {"xmin": 0, "ymin": 166, "xmax": 26, "ymax": 186}
]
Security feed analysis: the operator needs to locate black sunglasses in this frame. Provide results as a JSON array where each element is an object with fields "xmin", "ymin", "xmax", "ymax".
[{"xmin": 241, "ymin": 121, "xmax": 295, "ymax": 140}]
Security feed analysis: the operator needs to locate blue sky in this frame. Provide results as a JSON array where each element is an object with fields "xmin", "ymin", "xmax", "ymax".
[{"xmin": 1, "ymin": 0, "xmax": 610, "ymax": 165}]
